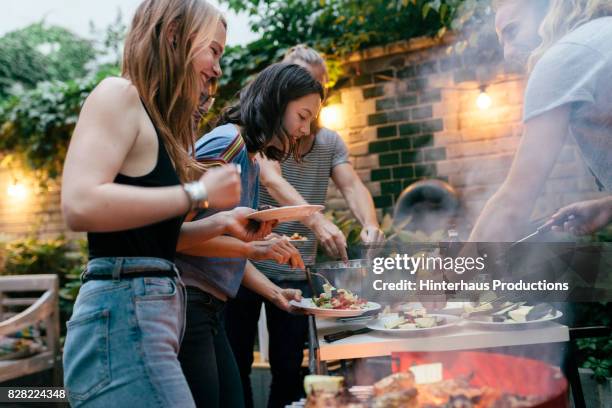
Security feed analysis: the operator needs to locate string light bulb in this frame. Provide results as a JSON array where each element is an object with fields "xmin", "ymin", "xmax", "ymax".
[
  {"xmin": 476, "ymin": 85, "xmax": 492, "ymax": 110},
  {"xmin": 319, "ymin": 105, "xmax": 343, "ymax": 130},
  {"xmin": 7, "ymin": 180, "xmax": 27, "ymax": 200}
]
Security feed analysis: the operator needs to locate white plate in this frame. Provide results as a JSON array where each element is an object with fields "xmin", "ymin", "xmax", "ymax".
[
  {"xmin": 465, "ymin": 310, "xmax": 563, "ymax": 330},
  {"xmin": 367, "ymin": 314, "xmax": 460, "ymax": 335},
  {"xmin": 289, "ymin": 298, "xmax": 381, "ymax": 318},
  {"xmin": 247, "ymin": 205, "xmax": 324, "ymax": 222}
]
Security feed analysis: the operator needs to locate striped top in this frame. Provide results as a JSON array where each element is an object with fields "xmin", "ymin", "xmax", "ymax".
[
  {"xmin": 176, "ymin": 124, "xmax": 260, "ymax": 298},
  {"xmin": 253, "ymin": 128, "xmax": 349, "ymax": 281}
]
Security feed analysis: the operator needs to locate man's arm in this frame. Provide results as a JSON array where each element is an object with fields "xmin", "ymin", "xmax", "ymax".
[
  {"xmin": 258, "ymin": 154, "xmax": 348, "ymax": 260},
  {"xmin": 331, "ymin": 163, "xmax": 384, "ymax": 243},
  {"xmin": 469, "ymin": 105, "xmax": 571, "ymax": 241}
]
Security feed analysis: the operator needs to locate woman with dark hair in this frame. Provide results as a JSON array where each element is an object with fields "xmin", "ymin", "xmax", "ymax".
[
  {"xmin": 175, "ymin": 62, "xmax": 325, "ymax": 408},
  {"xmin": 226, "ymin": 45, "xmax": 385, "ymax": 408}
]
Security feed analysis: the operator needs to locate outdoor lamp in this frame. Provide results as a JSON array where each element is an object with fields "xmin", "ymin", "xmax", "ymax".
[{"xmin": 476, "ymin": 85, "xmax": 492, "ymax": 110}]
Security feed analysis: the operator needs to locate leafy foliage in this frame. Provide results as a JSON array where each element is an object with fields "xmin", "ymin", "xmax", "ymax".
[
  {"xmin": 0, "ymin": 236, "xmax": 87, "ymax": 331},
  {"xmin": 0, "ymin": 1, "xmax": 492, "ymax": 180},
  {"xmin": 0, "ymin": 17, "xmax": 125, "ymax": 180},
  {"xmin": 0, "ymin": 67, "xmax": 120, "ymax": 180},
  {"xmin": 575, "ymin": 302, "xmax": 612, "ymax": 381},
  {"xmin": 211, "ymin": 0, "xmax": 477, "ymax": 115},
  {"xmin": 0, "ymin": 236, "xmax": 83, "ymax": 281},
  {"xmin": 0, "ymin": 23, "xmax": 96, "ymax": 99}
]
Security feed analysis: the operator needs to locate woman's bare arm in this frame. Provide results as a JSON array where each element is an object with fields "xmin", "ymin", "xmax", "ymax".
[
  {"xmin": 61, "ymin": 78, "xmax": 192, "ymax": 232},
  {"xmin": 61, "ymin": 77, "xmax": 240, "ymax": 232}
]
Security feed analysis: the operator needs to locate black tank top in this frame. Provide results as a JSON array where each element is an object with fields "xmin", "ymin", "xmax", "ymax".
[{"xmin": 88, "ymin": 102, "xmax": 185, "ymax": 262}]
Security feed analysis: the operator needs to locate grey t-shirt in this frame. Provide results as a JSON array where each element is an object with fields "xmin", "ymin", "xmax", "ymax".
[
  {"xmin": 523, "ymin": 17, "xmax": 612, "ymax": 191},
  {"xmin": 253, "ymin": 127, "xmax": 350, "ymax": 281}
]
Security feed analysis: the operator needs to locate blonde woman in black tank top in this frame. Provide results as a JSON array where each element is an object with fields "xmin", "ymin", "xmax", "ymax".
[{"xmin": 60, "ymin": 1, "xmax": 274, "ymax": 406}]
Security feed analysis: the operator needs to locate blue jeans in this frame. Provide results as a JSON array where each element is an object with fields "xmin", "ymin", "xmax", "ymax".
[{"xmin": 63, "ymin": 257, "xmax": 194, "ymax": 407}]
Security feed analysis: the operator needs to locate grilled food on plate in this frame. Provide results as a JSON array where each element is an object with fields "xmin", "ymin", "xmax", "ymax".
[
  {"xmin": 379, "ymin": 307, "xmax": 447, "ymax": 329},
  {"xmin": 314, "ymin": 283, "xmax": 369, "ymax": 310},
  {"xmin": 466, "ymin": 302, "xmax": 558, "ymax": 323}
]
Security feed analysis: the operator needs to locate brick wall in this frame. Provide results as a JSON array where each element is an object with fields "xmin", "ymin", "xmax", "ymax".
[
  {"xmin": 0, "ymin": 36, "xmax": 604, "ymax": 241},
  {"xmin": 325, "ymin": 36, "xmax": 602, "ymax": 224},
  {"xmin": 0, "ymin": 165, "xmax": 82, "ymax": 241}
]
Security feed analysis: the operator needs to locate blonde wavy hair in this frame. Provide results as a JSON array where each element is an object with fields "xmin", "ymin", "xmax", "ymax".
[
  {"xmin": 122, "ymin": 0, "xmax": 225, "ymax": 181},
  {"xmin": 494, "ymin": 0, "xmax": 612, "ymax": 71},
  {"xmin": 529, "ymin": 0, "xmax": 612, "ymax": 70}
]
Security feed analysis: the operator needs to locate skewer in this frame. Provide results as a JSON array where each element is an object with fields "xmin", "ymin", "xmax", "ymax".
[{"xmin": 511, "ymin": 229, "xmax": 540, "ymax": 246}]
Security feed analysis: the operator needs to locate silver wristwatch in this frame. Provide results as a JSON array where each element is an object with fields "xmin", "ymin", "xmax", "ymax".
[{"xmin": 182, "ymin": 181, "xmax": 209, "ymax": 210}]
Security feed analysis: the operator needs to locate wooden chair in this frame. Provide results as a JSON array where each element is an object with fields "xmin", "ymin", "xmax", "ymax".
[{"xmin": 0, "ymin": 274, "xmax": 61, "ymax": 385}]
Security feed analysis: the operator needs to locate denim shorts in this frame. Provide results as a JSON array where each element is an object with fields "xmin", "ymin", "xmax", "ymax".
[{"xmin": 63, "ymin": 257, "xmax": 195, "ymax": 407}]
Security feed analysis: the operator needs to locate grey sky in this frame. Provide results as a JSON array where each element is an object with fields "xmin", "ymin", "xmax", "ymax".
[{"xmin": 1, "ymin": 0, "xmax": 258, "ymax": 46}]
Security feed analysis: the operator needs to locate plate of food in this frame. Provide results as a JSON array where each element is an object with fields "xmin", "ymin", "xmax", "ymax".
[
  {"xmin": 290, "ymin": 284, "xmax": 381, "ymax": 317},
  {"xmin": 438, "ymin": 301, "xmax": 472, "ymax": 315},
  {"xmin": 367, "ymin": 307, "xmax": 460, "ymax": 335},
  {"xmin": 247, "ymin": 205, "xmax": 324, "ymax": 222},
  {"xmin": 465, "ymin": 302, "xmax": 563, "ymax": 329}
]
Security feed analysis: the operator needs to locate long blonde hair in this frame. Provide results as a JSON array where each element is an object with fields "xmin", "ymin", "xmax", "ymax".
[
  {"xmin": 529, "ymin": 0, "xmax": 612, "ymax": 70},
  {"xmin": 122, "ymin": 0, "xmax": 224, "ymax": 181}
]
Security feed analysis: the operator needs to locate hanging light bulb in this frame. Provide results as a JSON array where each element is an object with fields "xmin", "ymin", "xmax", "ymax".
[
  {"xmin": 319, "ymin": 105, "xmax": 343, "ymax": 130},
  {"xmin": 476, "ymin": 85, "xmax": 492, "ymax": 110},
  {"xmin": 7, "ymin": 180, "xmax": 27, "ymax": 200}
]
